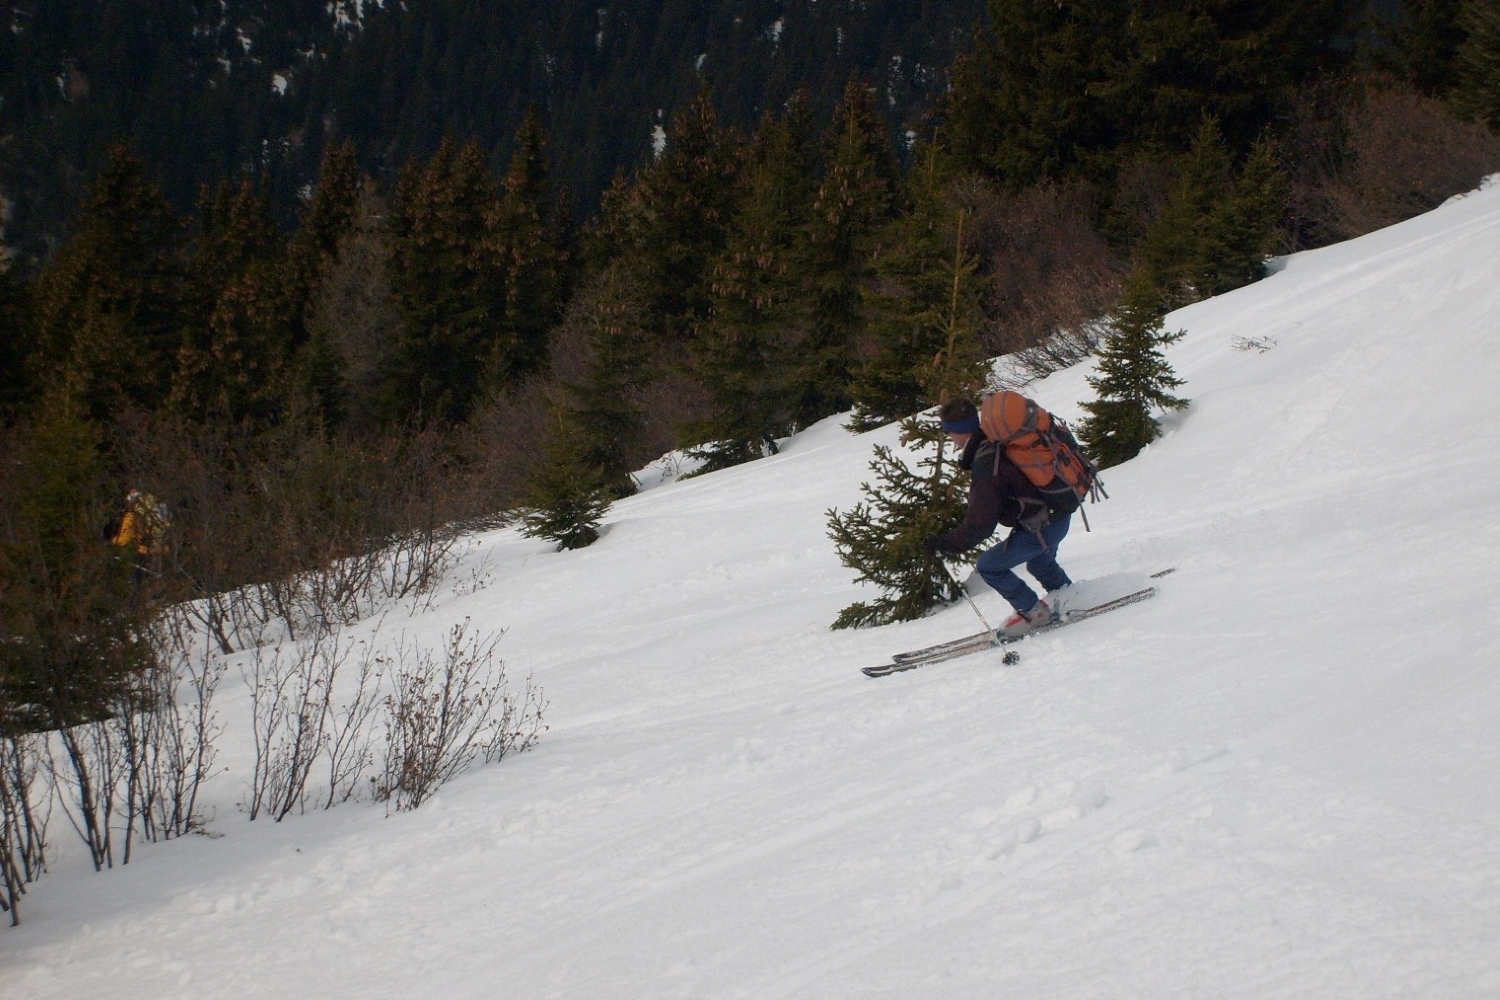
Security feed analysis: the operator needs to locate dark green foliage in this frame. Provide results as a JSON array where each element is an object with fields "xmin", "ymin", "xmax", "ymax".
[
  {"xmin": 1452, "ymin": 0, "xmax": 1500, "ymax": 128},
  {"xmin": 828, "ymin": 417, "xmax": 973, "ymax": 629},
  {"xmin": 613, "ymin": 93, "xmax": 745, "ymax": 348},
  {"xmin": 556, "ymin": 264, "xmax": 656, "ymax": 498},
  {"xmin": 682, "ymin": 101, "xmax": 819, "ymax": 472},
  {"xmin": 1135, "ymin": 122, "xmax": 1290, "ymax": 309},
  {"xmin": 0, "ymin": 0, "xmax": 983, "ymax": 259},
  {"xmin": 946, "ymin": 0, "xmax": 1359, "ymax": 188},
  {"xmin": 1076, "ymin": 277, "xmax": 1190, "ymax": 469},
  {"xmin": 0, "ymin": 1, "xmax": 331, "ymax": 265},
  {"xmin": 379, "ymin": 140, "xmax": 503, "ymax": 426},
  {"xmin": 1124, "ymin": 0, "xmax": 1358, "ymax": 152},
  {"xmin": 287, "ymin": 142, "xmax": 371, "ymax": 430},
  {"xmin": 946, "ymin": 0, "xmax": 1132, "ymax": 189},
  {"xmin": 297, "ymin": 187, "xmax": 406, "ymax": 435},
  {"xmin": 1376, "ymin": 0, "xmax": 1468, "ymax": 94},
  {"xmin": 174, "ymin": 181, "xmax": 298, "ymax": 427},
  {"xmin": 485, "ymin": 110, "xmax": 572, "ymax": 386},
  {"xmin": 793, "ymin": 80, "xmax": 899, "ymax": 427},
  {"xmin": 296, "ymin": 142, "xmax": 367, "ymax": 268},
  {"xmin": 517, "ymin": 409, "xmax": 615, "ymax": 551},
  {"xmin": 850, "ymin": 156, "xmax": 991, "ymax": 430},
  {"xmin": 29, "ymin": 148, "xmax": 187, "ymax": 422}
]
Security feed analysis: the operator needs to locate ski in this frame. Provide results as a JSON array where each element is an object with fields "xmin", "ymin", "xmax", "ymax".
[
  {"xmin": 890, "ymin": 567, "xmax": 1176, "ymax": 664},
  {"xmin": 861, "ymin": 586, "xmax": 1159, "ymax": 678}
]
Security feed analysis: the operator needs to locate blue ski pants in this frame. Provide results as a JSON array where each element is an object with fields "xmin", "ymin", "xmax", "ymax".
[{"xmin": 975, "ymin": 515, "xmax": 1073, "ymax": 614}]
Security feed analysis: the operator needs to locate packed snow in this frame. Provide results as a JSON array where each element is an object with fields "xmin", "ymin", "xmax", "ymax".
[{"xmin": 7, "ymin": 178, "xmax": 1500, "ymax": 997}]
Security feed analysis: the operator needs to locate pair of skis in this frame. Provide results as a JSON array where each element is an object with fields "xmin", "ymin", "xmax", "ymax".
[{"xmin": 861, "ymin": 570, "xmax": 1173, "ymax": 678}]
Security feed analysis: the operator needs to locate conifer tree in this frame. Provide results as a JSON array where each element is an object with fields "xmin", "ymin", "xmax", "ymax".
[
  {"xmin": 291, "ymin": 142, "xmax": 372, "ymax": 429},
  {"xmin": 1377, "ymin": 0, "xmax": 1468, "ymax": 94},
  {"xmin": 1076, "ymin": 274, "xmax": 1189, "ymax": 469},
  {"xmin": 380, "ymin": 139, "xmax": 504, "ymax": 425},
  {"xmin": 296, "ymin": 141, "xmax": 366, "ymax": 266},
  {"xmin": 484, "ymin": 109, "xmax": 570, "ymax": 386},
  {"xmin": 30, "ymin": 147, "xmax": 187, "ymax": 421},
  {"xmin": 682, "ymin": 99, "xmax": 819, "ymax": 472},
  {"xmin": 850, "ymin": 148, "xmax": 990, "ymax": 430},
  {"xmin": 625, "ymin": 92, "xmax": 744, "ymax": 347},
  {"xmin": 794, "ymin": 79, "xmax": 898, "ymax": 426},
  {"xmin": 517, "ymin": 407, "xmax": 615, "ymax": 551},
  {"xmin": 945, "ymin": 0, "xmax": 1129, "ymax": 188},
  {"xmin": 174, "ymin": 180, "xmax": 298, "ymax": 426},
  {"xmin": 1452, "ymin": 0, "xmax": 1500, "ymax": 129},
  {"xmin": 1134, "ymin": 121, "xmax": 1287, "ymax": 309},
  {"xmin": 946, "ymin": 0, "xmax": 1355, "ymax": 186},
  {"xmin": 1198, "ymin": 136, "xmax": 1288, "ymax": 294},
  {"xmin": 827, "ymin": 417, "xmax": 973, "ymax": 629},
  {"xmin": 556, "ymin": 263, "xmax": 655, "ymax": 497}
]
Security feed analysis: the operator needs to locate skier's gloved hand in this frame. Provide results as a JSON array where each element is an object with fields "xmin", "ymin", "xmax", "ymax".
[{"xmin": 921, "ymin": 535, "xmax": 945, "ymax": 556}]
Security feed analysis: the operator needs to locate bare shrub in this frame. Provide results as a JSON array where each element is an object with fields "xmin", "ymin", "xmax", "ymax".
[
  {"xmin": 376, "ymin": 620, "xmax": 546, "ymax": 812},
  {"xmin": 115, "ymin": 409, "xmax": 469, "ymax": 653},
  {"xmin": 242, "ymin": 620, "xmax": 388, "ymax": 820},
  {"xmin": 0, "ymin": 734, "xmax": 50, "ymax": 926},
  {"xmin": 135, "ymin": 611, "xmax": 225, "ymax": 841},
  {"xmin": 321, "ymin": 640, "xmax": 384, "ymax": 810},
  {"xmin": 50, "ymin": 715, "xmax": 127, "ymax": 870},
  {"xmin": 994, "ymin": 319, "xmax": 1111, "ymax": 389},
  {"xmin": 459, "ymin": 384, "xmax": 553, "ymax": 522},
  {"xmin": 242, "ymin": 622, "xmax": 329, "ymax": 821},
  {"xmin": 1294, "ymin": 80, "xmax": 1500, "ymax": 245},
  {"xmin": 973, "ymin": 180, "xmax": 1126, "ymax": 356},
  {"xmin": 1231, "ymin": 334, "xmax": 1278, "ymax": 353}
]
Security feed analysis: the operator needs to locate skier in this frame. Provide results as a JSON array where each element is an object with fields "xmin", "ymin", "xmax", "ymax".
[
  {"xmin": 112, "ymin": 488, "xmax": 170, "ymax": 586},
  {"xmin": 922, "ymin": 397, "xmax": 1073, "ymax": 638}
]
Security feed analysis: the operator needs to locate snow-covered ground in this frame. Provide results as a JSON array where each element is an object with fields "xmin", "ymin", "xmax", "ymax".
[{"xmin": 7, "ymin": 179, "xmax": 1500, "ymax": 998}]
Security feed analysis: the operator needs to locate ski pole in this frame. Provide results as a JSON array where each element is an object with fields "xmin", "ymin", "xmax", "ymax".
[{"xmin": 936, "ymin": 557, "xmax": 999, "ymax": 645}]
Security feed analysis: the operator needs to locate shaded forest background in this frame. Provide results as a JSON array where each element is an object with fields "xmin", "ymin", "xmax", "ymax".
[{"xmin": 3, "ymin": 0, "xmax": 1500, "ymax": 731}]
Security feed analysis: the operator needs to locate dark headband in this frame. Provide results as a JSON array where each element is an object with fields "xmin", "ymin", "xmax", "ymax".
[{"xmin": 940, "ymin": 413, "xmax": 981, "ymax": 435}]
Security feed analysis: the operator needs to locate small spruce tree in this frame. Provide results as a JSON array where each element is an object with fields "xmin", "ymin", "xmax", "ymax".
[
  {"xmin": 556, "ymin": 263, "xmax": 655, "ymax": 497},
  {"xmin": 1076, "ymin": 276, "xmax": 1189, "ymax": 469},
  {"xmin": 517, "ymin": 408, "xmax": 614, "ymax": 551},
  {"xmin": 827, "ymin": 417, "xmax": 973, "ymax": 629}
]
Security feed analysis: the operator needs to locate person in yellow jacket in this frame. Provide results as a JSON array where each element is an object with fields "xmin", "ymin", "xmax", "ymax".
[{"xmin": 112, "ymin": 489, "xmax": 169, "ymax": 583}]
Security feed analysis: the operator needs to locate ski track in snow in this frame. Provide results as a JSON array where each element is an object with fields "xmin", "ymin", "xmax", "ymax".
[{"xmin": 8, "ymin": 181, "xmax": 1500, "ymax": 997}]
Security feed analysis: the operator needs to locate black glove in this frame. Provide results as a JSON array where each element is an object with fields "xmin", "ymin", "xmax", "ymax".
[{"xmin": 921, "ymin": 535, "xmax": 946, "ymax": 556}]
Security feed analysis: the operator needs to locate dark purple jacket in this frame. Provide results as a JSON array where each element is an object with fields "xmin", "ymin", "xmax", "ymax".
[{"xmin": 935, "ymin": 435, "xmax": 1050, "ymax": 553}]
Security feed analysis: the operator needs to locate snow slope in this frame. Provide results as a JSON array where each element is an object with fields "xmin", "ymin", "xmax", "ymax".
[{"xmin": 7, "ymin": 180, "xmax": 1500, "ymax": 998}]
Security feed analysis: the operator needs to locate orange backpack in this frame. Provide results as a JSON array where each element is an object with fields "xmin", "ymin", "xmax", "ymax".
[{"xmin": 978, "ymin": 391, "xmax": 1103, "ymax": 519}]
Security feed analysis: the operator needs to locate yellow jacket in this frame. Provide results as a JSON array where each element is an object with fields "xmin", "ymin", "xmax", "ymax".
[{"xmin": 113, "ymin": 493, "xmax": 168, "ymax": 556}]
